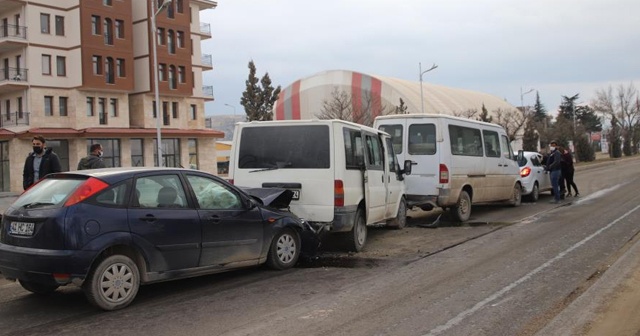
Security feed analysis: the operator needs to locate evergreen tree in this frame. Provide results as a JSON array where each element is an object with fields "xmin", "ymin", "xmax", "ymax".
[
  {"xmin": 477, "ymin": 104, "xmax": 493, "ymax": 123},
  {"xmin": 558, "ymin": 93, "xmax": 580, "ymax": 122},
  {"xmin": 522, "ymin": 116, "xmax": 539, "ymax": 151},
  {"xmin": 575, "ymin": 105, "xmax": 602, "ymax": 133},
  {"xmin": 240, "ymin": 60, "xmax": 281, "ymax": 121},
  {"xmin": 532, "ymin": 92, "xmax": 547, "ymax": 123},
  {"xmin": 575, "ymin": 134, "xmax": 595, "ymax": 162},
  {"xmin": 609, "ymin": 116, "xmax": 623, "ymax": 158},
  {"xmin": 395, "ymin": 98, "xmax": 408, "ymax": 114}
]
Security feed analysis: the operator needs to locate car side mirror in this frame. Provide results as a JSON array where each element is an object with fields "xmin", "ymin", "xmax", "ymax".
[{"xmin": 402, "ymin": 160, "xmax": 412, "ymax": 176}]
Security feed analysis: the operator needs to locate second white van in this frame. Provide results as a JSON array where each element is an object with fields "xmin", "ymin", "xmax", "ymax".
[{"xmin": 374, "ymin": 114, "xmax": 522, "ymax": 222}]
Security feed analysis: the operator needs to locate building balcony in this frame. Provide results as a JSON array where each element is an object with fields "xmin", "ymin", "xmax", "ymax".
[
  {"xmin": 0, "ymin": 67, "xmax": 27, "ymax": 94},
  {"xmin": 192, "ymin": 0, "xmax": 218, "ymax": 10},
  {"xmin": 202, "ymin": 85, "xmax": 214, "ymax": 101},
  {"xmin": 0, "ymin": 24, "xmax": 27, "ymax": 53},
  {"xmin": 200, "ymin": 23, "xmax": 211, "ymax": 40},
  {"xmin": 0, "ymin": 111, "xmax": 29, "ymax": 128},
  {"xmin": 201, "ymin": 53, "xmax": 213, "ymax": 70}
]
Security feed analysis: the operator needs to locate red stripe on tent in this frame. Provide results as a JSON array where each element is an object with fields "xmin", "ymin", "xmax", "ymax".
[
  {"xmin": 291, "ymin": 80, "xmax": 301, "ymax": 120},
  {"xmin": 371, "ymin": 77, "xmax": 382, "ymax": 118},
  {"xmin": 275, "ymin": 85, "xmax": 286, "ymax": 120},
  {"xmin": 351, "ymin": 72, "xmax": 362, "ymax": 122}
]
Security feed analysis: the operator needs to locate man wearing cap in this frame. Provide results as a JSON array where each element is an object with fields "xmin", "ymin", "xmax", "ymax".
[{"xmin": 545, "ymin": 141, "xmax": 563, "ymax": 204}]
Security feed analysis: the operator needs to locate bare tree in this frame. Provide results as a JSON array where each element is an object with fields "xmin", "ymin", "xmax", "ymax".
[
  {"xmin": 492, "ymin": 107, "xmax": 527, "ymax": 142},
  {"xmin": 451, "ymin": 108, "xmax": 479, "ymax": 119},
  {"xmin": 592, "ymin": 83, "xmax": 640, "ymax": 155},
  {"xmin": 316, "ymin": 87, "xmax": 393, "ymax": 127}
]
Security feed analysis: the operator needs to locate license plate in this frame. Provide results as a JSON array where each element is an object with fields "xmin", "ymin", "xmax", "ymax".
[
  {"xmin": 291, "ymin": 190, "xmax": 300, "ymax": 200},
  {"xmin": 10, "ymin": 222, "xmax": 35, "ymax": 236}
]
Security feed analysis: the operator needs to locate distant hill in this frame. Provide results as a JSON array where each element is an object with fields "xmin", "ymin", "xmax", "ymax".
[{"xmin": 205, "ymin": 115, "xmax": 245, "ymax": 140}]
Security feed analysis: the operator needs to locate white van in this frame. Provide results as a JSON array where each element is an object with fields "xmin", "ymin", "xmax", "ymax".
[
  {"xmin": 374, "ymin": 114, "xmax": 522, "ymax": 222},
  {"xmin": 229, "ymin": 119, "xmax": 412, "ymax": 252}
]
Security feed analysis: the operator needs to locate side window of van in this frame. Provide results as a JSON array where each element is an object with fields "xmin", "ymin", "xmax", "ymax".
[
  {"xmin": 384, "ymin": 138, "xmax": 397, "ymax": 172},
  {"xmin": 408, "ymin": 124, "xmax": 436, "ymax": 155},
  {"xmin": 378, "ymin": 124, "xmax": 403, "ymax": 154},
  {"xmin": 364, "ymin": 134, "xmax": 384, "ymax": 171},
  {"xmin": 449, "ymin": 125, "xmax": 483, "ymax": 157},
  {"xmin": 344, "ymin": 128, "xmax": 365, "ymax": 169},
  {"xmin": 482, "ymin": 130, "xmax": 501, "ymax": 158}
]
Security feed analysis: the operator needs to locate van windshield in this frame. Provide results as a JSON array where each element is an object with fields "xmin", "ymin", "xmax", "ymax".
[{"xmin": 238, "ymin": 125, "xmax": 330, "ymax": 169}]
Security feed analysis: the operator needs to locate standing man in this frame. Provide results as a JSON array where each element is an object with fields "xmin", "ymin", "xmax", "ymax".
[
  {"xmin": 78, "ymin": 143, "xmax": 107, "ymax": 170},
  {"xmin": 545, "ymin": 140, "xmax": 563, "ymax": 204},
  {"xmin": 23, "ymin": 135, "xmax": 62, "ymax": 190}
]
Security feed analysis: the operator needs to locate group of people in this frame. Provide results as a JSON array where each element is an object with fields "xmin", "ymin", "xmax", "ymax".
[
  {"xmin": 23, "ymin": 135, "xmax": 106, "ymax": 190},
  {"xmin": 544, "ymin": 140, "xmax": 580, "ymax": 204}
]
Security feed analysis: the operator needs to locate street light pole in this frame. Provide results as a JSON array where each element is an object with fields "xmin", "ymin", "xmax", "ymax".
[
  {"xmin": 151, "ymin": 0, "xmax": 171, "ymax": 167},
  {"xmin": 520, "ymin": 87, "xmax": 535, "ymax": 114},
  {"xmin": 224, "ymin": 103, "xmax": 236, "ymax": 115},
  {"xmin": 419, "ymin": 62, "xmax": 438, "ymax": 114}
]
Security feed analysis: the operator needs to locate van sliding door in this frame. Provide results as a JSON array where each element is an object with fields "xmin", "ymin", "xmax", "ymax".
[{"xmin": 363, "ymin": 132, "xmax": 386, "ymax": 223}]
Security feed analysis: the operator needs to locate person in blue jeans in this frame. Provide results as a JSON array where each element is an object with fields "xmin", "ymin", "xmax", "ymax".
[{"xmin": 546, "ymin": 141, "xmax": 563, "ymax": 204}]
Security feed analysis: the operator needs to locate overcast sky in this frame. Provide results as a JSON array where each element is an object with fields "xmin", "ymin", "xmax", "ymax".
[{"xmin": 200, "ymin": 0, "xmax": 640, "ymax": 117}]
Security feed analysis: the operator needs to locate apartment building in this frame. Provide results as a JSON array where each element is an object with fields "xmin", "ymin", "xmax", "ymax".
[{"xmin": 0, "ymin": 0, "xmax": 222, "ymax": 192}]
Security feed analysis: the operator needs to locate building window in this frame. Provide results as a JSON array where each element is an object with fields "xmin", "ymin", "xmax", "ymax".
[
  {"xmin": 155, "ymin": 138, "xmax": 180, "ymax": 168},
  {"xmin": 44, "ymin": 96, "xmax": 53, "ymax": 116},
  {"xmin": 167, "ymin": 2, "xmax": 175, "ymax": 18},
  {"xmin": 115, "ymin": 19, "xmax": 124, "ymax": 38},
  {"xmin": 17, "ymin": 97, "xmax": 22, "ymax": 118},
  {"xmin": 157, "ymin": 27, "xmax": 165, "ymax": 45},
  {"xmin": 131, "ymin": 139, "xmax": 144, "ymax": 167},
  {"xmin": 59, "ymin": 97, "xmax": 68, "ymax": 116},
  {"xmin": 190, "ymin": 104, "xmax": 196, "ymax": 120},
  {"xmin": 91, "ymin": 15, "xmax": 101, "ymax": 35},
  {"xmin": 176, "ymin": 0, "xmax": 184, "ymax": 13},
  {"xmin": 88, "ymin": 139, "xmax": 120, "ymax": 168},
  {"xmin": 87, "ymin": 97, "xmax": 94, "ymax": 116},
  {"xmin": 55, "ymin": 16, "xmax": 64, "ymax": 36},
  {"xmin": 42, "ymin": 54, "xmax": 51, "ymax": 75},
  {"xmin": 93, "ymin": 55, "xmax": 102, "ymax": 75},
  {"xmin": 178, "ymin": 66, "xmax": 185, "ymax": 83},
  {"xmin": 152, "ymin": 101, "xmax": 157, "ymax": 118},
  {"xmin": 40, "ymin": 13, "xmax": 50, "ymax": 34},
  {"xmin": 105, "ymin": 57, "xmax": 114, "ymax": 83},
  {"xmin": 158, "ymin": 63, "xmax": 166, "ymax": 81},
  {"xmin": 56, "ymin": 56, "xmax": 66, "ymax": 76},
  {"xmin": 104, "ymin": 18, "xmax": 113, "ymax": 45},
  {"xmin": 172, "ymin": 102, "xmax": 178, "ymax": 118},
  {"xmin": 103, "ymin": 0, "xmax": 112, "ymax": 6},
  {"xmin": 109, "ymin": 98, "xmax": 117, "ymax": 117},
  {"xmin": 188, "ymin": 138, "xmax": 198, "ymax": 169},
  {"xmin": 98, "ymin": 98, "xmax": 107, "ymax": 124},
  {"xmin": 177, "ymin": 31, "xmax": 184, "ymax": 48},
  {"xmin": 167, "ymin": 30, "xmax": 175, "ymax": 54},
  {"xmin": 46, "ymin": 140, "xmax": 70, "ymax": 171},
  {"xmin": 168, "ymin": 65, "xmax": 176, "ymax": 89},
  {"xmin": 162, "ymin": 101, "xmax": 169, "ymax": 125},
  {"xmin": 116, "ymin": 58, "xmax": 125, "ymax": 77}
]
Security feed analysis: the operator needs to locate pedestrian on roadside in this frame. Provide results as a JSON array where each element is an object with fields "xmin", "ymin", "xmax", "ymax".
[
  {"xmin": 78, "ymin": 143, "xmax": 107, "ymax": 170},
  {"xmin": 557, "ymin": 146, "xmax": 567, "ymax": 198},
  {"xmin": 561, "ymin": 147, "xmax": 580, "ymax": 197},
  {"xmin": 23, "ymin": 135, "xmax": 62, "ymax": 190},
  {"xmin": 545, "ymin": 141, "xmax": 563, "ymax": 204}
]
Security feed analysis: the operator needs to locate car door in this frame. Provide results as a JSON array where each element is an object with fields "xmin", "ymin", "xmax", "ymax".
[
  {"xmin": 127, "ymin": 173, "xmax": 201, "ymax": 272},
  {"xmin": 363, "ymin": 131, "xmax": 387, "ymax": 223},
  {"xmin": 185, "ymin": 173, "xmax": 264, "ymax": 267},
  {"xmin": 384, "ymin": 136, "xmax": 403, "ymax": 219},
  {"xmin": 531, "ymin": 153, "xmax": 551, "ymax": 191},
  {"xmin": 499, "ymin": 134, "xmax": 519, "ymax": 198}
]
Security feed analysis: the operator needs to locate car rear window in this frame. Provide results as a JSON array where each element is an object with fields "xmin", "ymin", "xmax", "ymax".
[
  {"xmin": 238, "ymin": 125, "xmax": 330, "ymax": 169},
  {"xmin": 12, "ymin": 178, "xmax": 86, "ymax": 209}
]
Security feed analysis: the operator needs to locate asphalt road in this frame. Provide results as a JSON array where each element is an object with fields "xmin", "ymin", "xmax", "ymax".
[{"xmin": 1, "ymin": 158, "xmax": 640, "ymax": 336}]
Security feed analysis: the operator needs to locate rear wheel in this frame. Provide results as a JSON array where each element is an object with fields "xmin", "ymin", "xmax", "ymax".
[
  {"xmin": 19, "ymin": 279, "xmax": 59, "ymax": 295},
  {"xmin": 341, "ymin": 207, "xmax": 367, "ymax": 252},
  {"xmin": 527, "ymin": 183, "xmax": 540, "ymax": 202},
  {"xmin": 451, "ymin": 190, "xmax": 471, "ymax": 222},
  {"xmin": 84, "ymin": 254, "xmax": 140, "ymax": 311},
  {"xmin": 266, "ymin": 228, "xmax": 300, "ymax": 270},
  {"xmin": 386, "ymin": 197, "xmax": 407, "ymax": 230},
  {"xmin": 511, "ymin": 183, "xmax": 522, "ymax": 207}
]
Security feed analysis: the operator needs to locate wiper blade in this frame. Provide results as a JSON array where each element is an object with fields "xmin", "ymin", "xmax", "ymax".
[
  {"xmin": 249, "ymin": 167, "xmax": 279, "ymax": 173},
  {"xmin": 22, "ymin": 202, "xmax": 55, "ymax": 209}
]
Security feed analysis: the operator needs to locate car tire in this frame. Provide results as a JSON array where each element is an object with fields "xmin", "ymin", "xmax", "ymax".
[
  {"xmin": 341, "ymin": 207, "xmax": 367, "ymax": 252},
  {"xmin": 18, "ymin": 279, "xmax": 59, "ymax": 295},
  {"xmin": 451, "ymin": 190, "xmax": 472, "ymax": 222},
  {"xmin": 528, "ymin": 183, "xmax": 540, "ymax": 202},
  {"xmin": 84, "ymin": 254, "xmax": 140, "ymax": 311},
  {"xmin": 511, "ymin": 183, "xmax": 522, "ymax": 207},
  {"xmin": 266, "ymin": 228, "xmax": 300, "ymax": 270},
  {"xmin": 386, "ymin": 197, "xmax": 407, "ymax": 230}
]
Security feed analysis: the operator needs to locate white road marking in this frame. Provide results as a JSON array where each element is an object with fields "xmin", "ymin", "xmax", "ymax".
[{"xmin": 424, "ymin": 190, "xmax": 639, "ymax": 336}]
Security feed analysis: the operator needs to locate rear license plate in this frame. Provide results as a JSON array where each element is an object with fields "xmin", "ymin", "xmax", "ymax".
[
  {"xmin": 10, "ymin": 222, "xmax": 34, "ymax": 236},
  {"xmin": 291, "ymin": 190, "xmax": 300, "ymax": 200}
]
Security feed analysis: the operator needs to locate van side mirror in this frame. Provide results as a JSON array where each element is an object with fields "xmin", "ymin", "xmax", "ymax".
[
  {"xmin": 517, "ymin": 149, "xmax": 524, "ymax": 162},
  {"xmin": 402, "ymin": 160, "xmax": 412, "ymax": 175}
]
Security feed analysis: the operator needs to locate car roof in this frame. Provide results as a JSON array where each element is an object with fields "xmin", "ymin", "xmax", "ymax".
[{"xmin": 47, "ymin": 167, "xmax": 204, "ymax": 184}]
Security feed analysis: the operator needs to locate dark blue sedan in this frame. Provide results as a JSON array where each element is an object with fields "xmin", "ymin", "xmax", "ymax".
[{"xmin": 0, "ymin": 167, "xmax": 317, "ymax": 311}]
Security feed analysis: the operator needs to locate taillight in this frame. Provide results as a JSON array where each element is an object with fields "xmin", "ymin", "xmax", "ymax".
[
  {"xmin": 334, "ymin": 180, "xmax": 344, "ymax": 207},
  {"xmin": 439, "ymin": 164, "xmax": 449, "ymax": 184},
  {"xmin": 64, "ymin": 177, "xmax": 109, "ymax": 207},
  {"xmin": 520, "ymin": 167, "xmax": 531, "ymax": 177}
]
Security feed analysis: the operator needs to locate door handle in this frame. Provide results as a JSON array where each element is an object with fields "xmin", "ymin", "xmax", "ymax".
[
  {"xmin": 139, "ymin": 214, "xmax": 156, "ymax": 222},
  {"xmin": 208, "ymin": 215, "xmax": 221, "ymax": 224},
  {"xmin": 382, "ymin": 175, "xmax": 384, "ymax": 183}
]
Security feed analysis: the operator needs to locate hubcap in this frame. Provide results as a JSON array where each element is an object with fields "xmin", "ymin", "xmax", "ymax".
[
  {"xmin": 276, "ymin": 234, "xmax": 296, "ymax": 263},
  {"xmin": 100, "ymin": 263, "xmax": 134, "ymax": 303}
]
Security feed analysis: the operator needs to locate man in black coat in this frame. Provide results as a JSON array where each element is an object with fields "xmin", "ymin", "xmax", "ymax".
[{"xmin": 23, "ymin": 135, "xmax": 62, "ymax": 190}]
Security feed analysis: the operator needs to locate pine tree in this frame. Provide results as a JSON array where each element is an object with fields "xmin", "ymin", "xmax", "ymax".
[
  {"xmin": 395, "ymin": 98, "xmax": 409, "ymax": 114},
  {"xmin": 477, "ymin": 104, "xmax": 492, "ymax": 123},
  {"xmin": 610, "ymin": 116, "xmax": 623, "ymax": 158},
  {"xmin": 532, "ymin": 92, "xmax": 547, "ymax": 123},
  {"xmin": 240, "ymin": 60, "xmax": 281, "ymax": 121},
  {"xmin": 522, "ymin": 116, "xmax": 539, "ymax": 151}
]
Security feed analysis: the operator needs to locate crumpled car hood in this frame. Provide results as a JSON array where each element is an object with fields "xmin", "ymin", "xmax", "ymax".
[{"xmin": 240, "ymin": 187, "xmax": 294, "ymax": 209}]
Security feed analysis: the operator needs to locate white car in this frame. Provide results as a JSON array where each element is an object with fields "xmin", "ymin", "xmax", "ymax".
[{"xmin": 515, "ymin": 151, "xmax": 552, "ymax": 201}]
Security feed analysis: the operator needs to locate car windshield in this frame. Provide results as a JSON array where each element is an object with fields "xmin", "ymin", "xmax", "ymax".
[{"xmin": 12, "ymin": 177, "xmax": 86, "ymax": 209}]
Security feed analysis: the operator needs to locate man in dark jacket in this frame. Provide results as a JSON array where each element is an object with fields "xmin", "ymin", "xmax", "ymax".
[
  {"xmin": 23, "ymin": 135, "xmax": 62, "ymax": 190},
  {"xmin": 78, "ymin": 143, "xmax": 107, "ymax": 170},
  {"xmin": 545, "ymin": 141, "xmax": 563, "ymax": 204}
]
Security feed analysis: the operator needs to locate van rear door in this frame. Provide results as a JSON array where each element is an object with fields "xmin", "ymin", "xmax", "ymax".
[{"xmin": 362, "ymin": 131, "xmax": 386, "ymax": 223}]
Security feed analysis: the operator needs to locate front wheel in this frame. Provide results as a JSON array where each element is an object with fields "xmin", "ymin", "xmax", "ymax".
[
  {"xmin": 83, "ymin": 254, "xmax": 140, "ymax": 311},
  {"xmin": 266, "ymin": 228, "xmax": 300, "ymax": 270},
  {"xmin": 451, "ymin": 190, "xmax": 471, "ymax": 222},
  {"xmin": 341, "ymin": 207, "xmax": 367, "ymax": 252},
  {"xmin": 527, "ymin": 183, "xmax": 540, "ymax": 202},
  {"xmin": 386, "ymin": 197, "xmax": 407, "ymax": 230},
  {"xmin": 19, "ymin": 279, "xmax": 59, "ymax": 295},
  {"xmin": 510, "ymin": 183, "xmax": 522, "ymax": 207}
]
